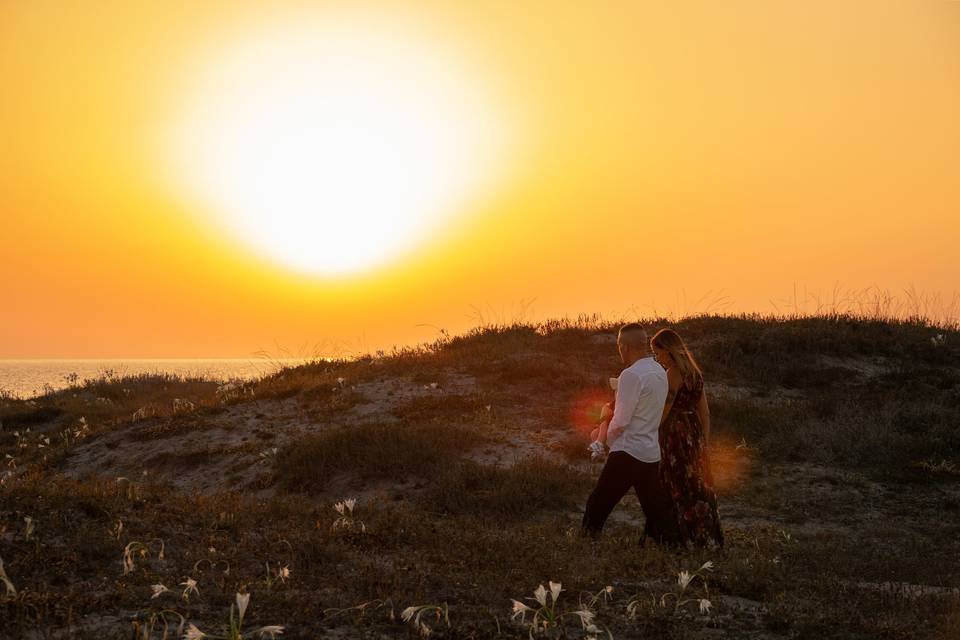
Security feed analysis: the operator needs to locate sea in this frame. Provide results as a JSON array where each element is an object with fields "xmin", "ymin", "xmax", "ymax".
[{"xmin": 0, "ymin": 359, "xmax": 310, "ymax": 399}]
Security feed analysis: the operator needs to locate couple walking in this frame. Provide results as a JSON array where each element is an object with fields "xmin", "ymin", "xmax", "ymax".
[{"xmin": 582, "ymin": 323, "xmax": 723, "ymax": 548}]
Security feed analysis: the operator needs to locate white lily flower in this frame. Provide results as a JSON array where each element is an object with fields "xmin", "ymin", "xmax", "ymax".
[
  {"xmin": 279, "ymin": 565, "xmax": 291, "ymax": 582},
  {"xmin": 180, "ymin": 577, "xmax": 199, "ymax": 598},
  {"xmin": 122, "ymin": 548, "xmax": 135, "ymax": 575},
  {"xmin": 183, "ymin": 623, "xmax": 205, "ymax": 640},
  {"xmin": 401, "ymin": 606, "xmax": 417, "ymax": 622},
  {"xmin": 548, "ymin": 581, "xmax": 562, "ymax": 603},
  {"xmin": 511, "ymin": 600, "xmax": 532, "ymax": 621},
  {"xmin": 151, "ymin": 583, "xmax": 170, "ymax": 599},
  {"xmin": 533, "ymin": 584, "xmax": 548, "ymax": 607},
  {"xmin": 236, "ymin": 592, "xmax": 251, "ymax": 625},
  {"xmin": 257, "ymin": 626, "xmax": 285, "ymax": 639},
  {"xmin": 699, "ymin": 599, "xmax": 712, "ymax": 614},
  {"xmin": 344, "ymin": 498, "xmax": 357, "ymax": 513},
  {"xmin": 677, "ymin": 570, "xmax": 693, "ymax": 589},
  {"xmin": 333, "ymin": 502, "xmax": 346, "ymax": 516},
  {"xmin": 0, "ymin": 556, "xmax": 16, "ymax": 596},
  {"xmin": 572, "ymin": 609, "xmax": 595, "ymax": 628},
  {"xmin": 700, "ymin": 560, "xmax": 714, "ymax": 572}
]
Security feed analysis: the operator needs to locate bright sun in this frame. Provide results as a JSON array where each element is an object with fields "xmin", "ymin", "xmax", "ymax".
[{"xmin": 169, "ymin": 17, "xmax": 508, "ymax": 276}]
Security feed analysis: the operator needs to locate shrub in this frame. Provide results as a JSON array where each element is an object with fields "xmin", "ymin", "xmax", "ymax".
[{"xmin": 275, "ymin": 422, "xmax": 486, "ymax": 491}]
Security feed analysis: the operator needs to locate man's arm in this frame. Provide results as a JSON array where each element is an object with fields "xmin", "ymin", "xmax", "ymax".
[{"xmin": 606, "ymin": 370, "xmax": 642, "ymax": 443}]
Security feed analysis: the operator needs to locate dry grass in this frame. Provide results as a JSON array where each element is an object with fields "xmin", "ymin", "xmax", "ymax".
[
  {"xmin": 275, "ymin": 422, "xmax": 488, "ymax": 491},
  {"xmin": 422, "ymin": 457, "xmax": 587, "ymax": 517},
  {"xmin": 2, "ymin": 312, "xmax": 959, "ymax": 638}
]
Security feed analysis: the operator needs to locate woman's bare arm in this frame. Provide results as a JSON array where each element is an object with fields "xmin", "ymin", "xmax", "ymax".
[
  {"xmin": 658, "ymin": 367, "xmax": 682, "ymax": 428},
  {"xmin": 696, "ymin": 386, "xmax": 711, "ymax": 442}
]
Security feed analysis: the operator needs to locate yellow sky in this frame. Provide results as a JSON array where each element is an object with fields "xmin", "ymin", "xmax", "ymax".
[{"xmin": 2, "ymin": 1, "xmax": 959, "ymax": 358}]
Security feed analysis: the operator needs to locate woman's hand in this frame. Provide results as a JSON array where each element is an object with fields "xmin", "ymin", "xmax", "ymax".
[{"xmin": 600, "ymin": 403, "xmax": 613, "ymax": 419}]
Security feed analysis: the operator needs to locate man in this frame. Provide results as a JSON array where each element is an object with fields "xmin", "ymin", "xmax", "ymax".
[{"xmin": 581, "ymin": 323, "xmax": 676, "ymax": 543}]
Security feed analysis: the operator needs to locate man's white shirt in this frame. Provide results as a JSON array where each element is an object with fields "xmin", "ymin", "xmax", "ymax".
[{"xmin": 607, "ymin": 356, "xmax": 669, "ymax": 463}]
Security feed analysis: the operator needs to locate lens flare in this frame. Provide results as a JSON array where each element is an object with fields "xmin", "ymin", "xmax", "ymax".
[
  {"xmin": 707, "ymin": 435, "xmax": 752, "ymax": 494},
  {"xmin": 568, "ymin": 388, "xmax": 614, "ymax": 438}
]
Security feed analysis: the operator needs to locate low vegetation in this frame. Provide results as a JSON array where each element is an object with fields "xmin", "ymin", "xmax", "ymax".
[
  {"xmin": 275, "ymin": 422, "xmax": 488, "ymax": 490},
  {"xmin": 1, "ymin": 312, "xmax": 959, "ymax": 638}
]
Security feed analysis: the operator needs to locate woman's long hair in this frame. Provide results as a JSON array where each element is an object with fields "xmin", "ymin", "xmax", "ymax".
[{"xmin": 651, "ymin": 328, "xmax": 703, "ymax": 388}]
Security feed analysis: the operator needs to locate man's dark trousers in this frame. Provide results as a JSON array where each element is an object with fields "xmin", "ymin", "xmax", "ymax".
[{"xmin": 582, "ymin": 450, "xmax": 676, "ymax": 543}]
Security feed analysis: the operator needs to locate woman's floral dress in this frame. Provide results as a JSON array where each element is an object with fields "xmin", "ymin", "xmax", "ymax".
[{"xmin": 658, "ymin": 376, "xmax": 724, "ymax": 548}]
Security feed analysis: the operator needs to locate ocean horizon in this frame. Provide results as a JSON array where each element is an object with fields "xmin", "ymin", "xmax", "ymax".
[{"xmin": 0, "ymin": 358, "xmax": 310, "ymax": 399}]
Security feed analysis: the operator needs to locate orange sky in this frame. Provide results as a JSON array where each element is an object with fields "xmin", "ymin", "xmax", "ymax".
[{"xmin": 2, "ymin": 1, "xmax": 959, "ymax": 358}]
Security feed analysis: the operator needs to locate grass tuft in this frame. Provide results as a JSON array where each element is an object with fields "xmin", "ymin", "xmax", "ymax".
[{"xmin": 275, "ymin": 422, "xmax": 488, "ymax": 491}]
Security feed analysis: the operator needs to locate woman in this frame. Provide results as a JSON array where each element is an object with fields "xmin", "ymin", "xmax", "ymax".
[{"xmin": 651, "ymin": 328, "xmax": 724, "ymax": 548}]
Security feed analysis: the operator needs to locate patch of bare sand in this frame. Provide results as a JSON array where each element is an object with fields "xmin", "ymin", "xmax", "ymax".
[
  {"xmin": 818, "ymin": 354, "xmax": 894, "ymax": 378},
  {"xmin": 464, "ymin": 429, "xmax": 572, "ymax": 468},
  {"xmin": 850, "ymin": 580, "xmax": 960, "ymax": 599},
  {"xmin": 56, "ymin": 372, "xmax": 514, "ymax": 498},
  {"xmin": 59, "ymin": 396, "xmax": 310, "ymax": 494},
  {"xmin": 345, "ymin": 372, "xmax": 478, "ymax": 421},
  {"xmin": 718, "ymin": 462, "xmax": 890, "ymax": 538},
  {"xmin": 713, "ymin": 382, "xmax": 807, "ymax": 404}
]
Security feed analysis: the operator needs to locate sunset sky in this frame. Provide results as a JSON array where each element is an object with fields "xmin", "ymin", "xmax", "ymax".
[{"xmin": 2, "ymin": 1, "xmax": 958, "ymax": 358}]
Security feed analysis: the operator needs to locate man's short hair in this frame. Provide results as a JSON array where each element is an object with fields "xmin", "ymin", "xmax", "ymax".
[
  {"xmin": 618, "ymin": 323, "xmax": 648, "ymax": 348},
  {"xmin": 619, "ymin": 322, "xmax": 649, "ymax": 349}
]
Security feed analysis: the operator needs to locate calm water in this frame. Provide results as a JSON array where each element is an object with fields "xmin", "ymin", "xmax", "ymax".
[{"xmin": 0, "ymin": 359, "xmax": 309, "ymax": 399}]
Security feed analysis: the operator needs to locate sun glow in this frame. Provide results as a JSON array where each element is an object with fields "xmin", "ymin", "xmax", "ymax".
[{"xmin": 168, "ymin": 17, "xmax": 510, "ymax": 276}]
